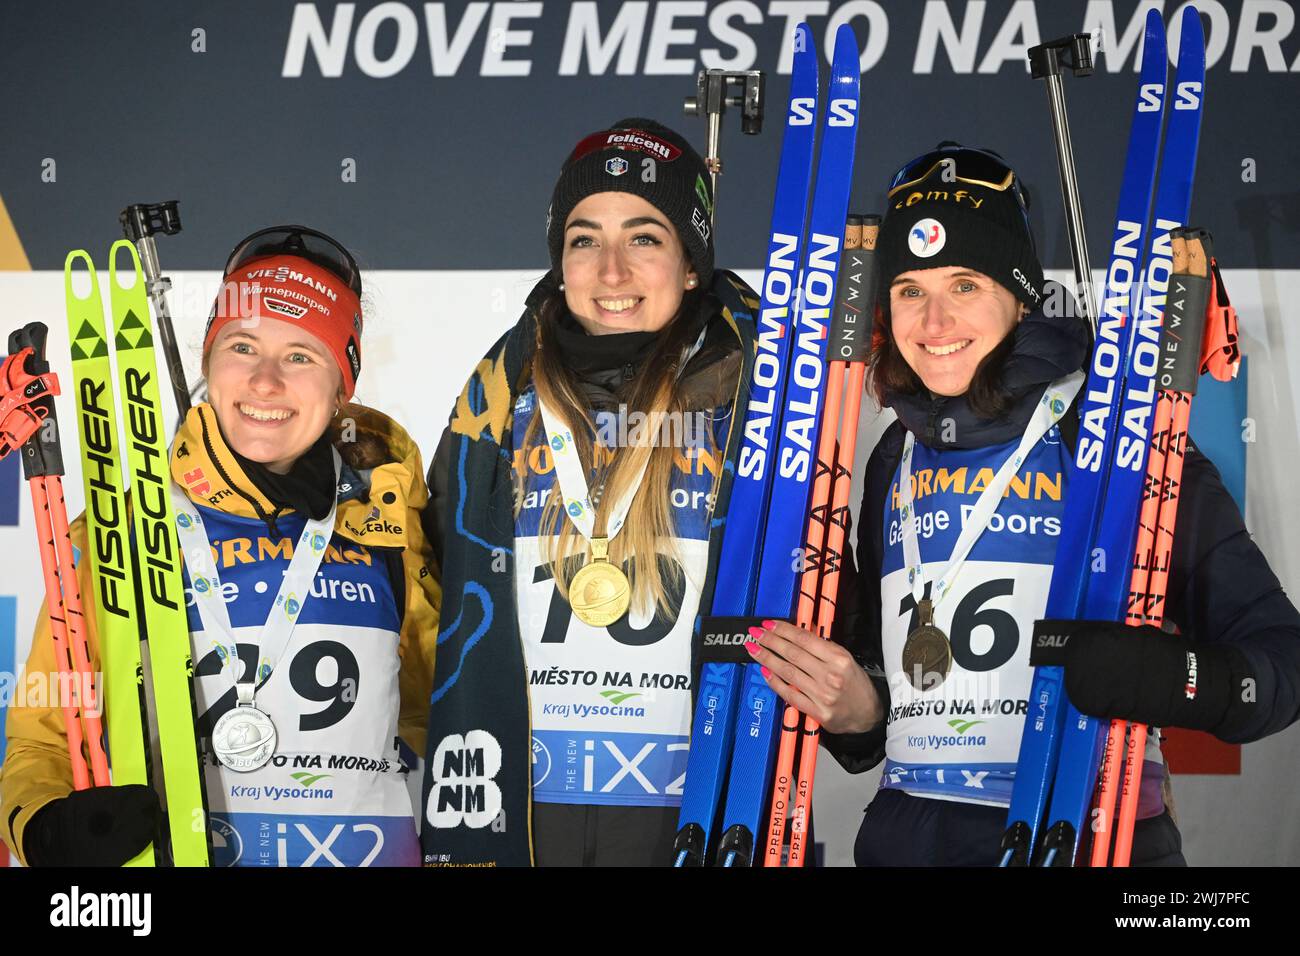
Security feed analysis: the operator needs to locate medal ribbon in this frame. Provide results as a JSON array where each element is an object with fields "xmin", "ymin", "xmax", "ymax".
[
  {"xmin": 536, "ymin": 325, "xmax": 707, "ymax": 549},
  {"xmin": 172, "ymin": 447, "xmax": 342, "ymax": 706},
  {"xmin": 899, "ymin": 373, "xmax": 1084, "ymax": 614}
]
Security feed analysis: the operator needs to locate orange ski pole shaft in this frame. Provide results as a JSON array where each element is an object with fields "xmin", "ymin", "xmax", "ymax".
[
  {"xmin": 46, "ymin": 472, "xmax": 111, "ymax": 785},
  {"xmin": 30, "ymin": 474, "xmax": 111, "ymax": 788},
  {"xmin": 787, "ymin": 220, "xmax": 878, "ymax": 866},
  {"xmin": 1092, "ymin": 229, "xmax": 1229, "ymax": 867},
  {"xmin": 29, "ymin": 475, "xmax": 94, "ymax": 790},
  {"xmin": 765, "ymin": 215, "xmax": 879, "ymax": 866},
  {"xmin": 762, "ymin": 220, "xmax": 858, "ymax": 865},
  {"xmin": 1112, "ymin": 393, "xmax": 1191, "ymax": 866},
  {"xmin": 5, "ymin": 321, "xmax": 111, "ymax": 789},
  {"xmin": 1089, "ymin": 385, "xmax": 1176, "ymax": 865},
  {"xmin": 786, "ymin": 361, "xmax": 867, "ymax": 867}
]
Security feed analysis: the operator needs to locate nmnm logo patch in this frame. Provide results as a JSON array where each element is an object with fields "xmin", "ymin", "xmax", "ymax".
[{"xmin": 427, "ymin": 730, "xmax": 502, "ymax": 830}]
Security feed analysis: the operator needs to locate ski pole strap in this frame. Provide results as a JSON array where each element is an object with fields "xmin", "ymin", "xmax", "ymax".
[
  {"xmin": 3, "ymin": 323, "xmax": 64, "ymax": 477},
  {"xmin": 0, "ymin": 349, "xmax": 57, "ymax": 459},
  {"xmin": 1162, "ymin": 228, "xmax": 1241, "ymax": 391}
]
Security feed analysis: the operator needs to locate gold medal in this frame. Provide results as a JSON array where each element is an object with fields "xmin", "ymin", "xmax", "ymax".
[
  {"xmin": 568, "ymin": 536, "xmax": 631, "ymax": 627},
  {"xmin": 901, "ymin": 598, "xmax": 952, "ymax": 691}
]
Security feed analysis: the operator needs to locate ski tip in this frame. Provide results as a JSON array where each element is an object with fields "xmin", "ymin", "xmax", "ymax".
[
  {"xmin": 107, "ymin": 237, "xmax": 143, "ymax": 287},
  {"xmin": 832, "ymin": 21, "xmax": 859, "ymax": 66},
  {"xmin": 63, "ymin": 250, "xmax": 98, "ymax": 300},
  {"xmin": 1142, "ymin": 7, "xmax": 1167, "ymax": 57},
  {"xmin": 1174, "ymin": 3, "xmax": 1206, "ymax": 63},
  {"xmin": 64, "ymin": 249, "xmax": 94, "ymax": 273},
  {"xmin": 790, "ymin": 21, "xmax": 815, "ymax": 70}
]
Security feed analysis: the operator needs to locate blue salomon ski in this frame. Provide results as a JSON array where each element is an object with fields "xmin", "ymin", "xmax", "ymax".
[
  {"xmin": 999, "ymin": 7, "xmax": 1170, "ymax": 867},
  {"xmin": 672, "ymin": 23, "xmax": 820, "ymax": 867},
  {"xmin": 1035, "ymin": 7, "xmax": 1205, "ymax": 867},
  {"xmin": 716, "ymin": 23, "xmax": 861, "ymax": 868}
]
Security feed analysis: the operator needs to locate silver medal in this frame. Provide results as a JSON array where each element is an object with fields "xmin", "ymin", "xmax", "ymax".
[{"xmin": 212, "ymin": 704, "xmax": 277, "ymax": 772}]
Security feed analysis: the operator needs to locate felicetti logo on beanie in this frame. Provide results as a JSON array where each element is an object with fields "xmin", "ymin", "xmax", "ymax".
[
  {"xmin": 571, "ymin": 128, "xmax": 684, "ymax": 164},
  {"xmin": 546, "ymin": 118, "xmax": 715, "ymax": 287}
]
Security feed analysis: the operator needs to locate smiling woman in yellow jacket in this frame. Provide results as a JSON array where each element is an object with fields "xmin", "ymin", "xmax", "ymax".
[{"xmin": 0, "ymin": 226, "xmax": 439, "ymax": 867}]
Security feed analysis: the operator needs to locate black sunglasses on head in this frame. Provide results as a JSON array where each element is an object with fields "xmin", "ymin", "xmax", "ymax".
[{"xmin": 223, "ymin": 225, "xmax": 362, "ymax": 298}]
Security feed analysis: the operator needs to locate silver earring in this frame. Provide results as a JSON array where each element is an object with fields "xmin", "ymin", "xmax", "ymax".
[
  {"xmin": 558, "ymin": 282, "xmax": 565, "ymax": 291},
  {"xmin": 687, "ymin": 278, "xmax": 698, "ymax": 289}
]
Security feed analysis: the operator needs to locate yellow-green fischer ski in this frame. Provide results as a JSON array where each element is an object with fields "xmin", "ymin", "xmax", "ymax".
[
  {"xmin": 64, "ymin": 251, "xmax": 155, "ymax": 867},
  {"xmin": 107, "ymin": 240, "xmax": 210, "ymax": 866}
]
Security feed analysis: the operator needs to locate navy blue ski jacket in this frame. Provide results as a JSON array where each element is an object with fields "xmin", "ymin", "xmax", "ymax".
[{"xmin": 825, "ymin": 304, "xmax": 1300, "ymax": 772}]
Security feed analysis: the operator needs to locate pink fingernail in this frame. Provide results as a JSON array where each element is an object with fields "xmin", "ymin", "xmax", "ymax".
[
  {"xmin": 761, "ymin": 666, "xmax": 772, "ymax": 679},
  {"xmin": 762, "ymin": 619, "xmax": 778, "ymax": 630},
  {"xmin": 747, "ymin": 626, "xmax": 764, "ymax": 639},
  {"xmin": 745, "ymin": 641, "xmax": 760, "ymax": 657}
]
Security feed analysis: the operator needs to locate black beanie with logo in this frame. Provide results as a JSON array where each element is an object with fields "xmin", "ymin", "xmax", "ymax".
[
  {"xmin": 546, "ymin": 118, "xmax": 715, "ymax": 287},
  {"xmin": 877, "ymin": 149, "xmax": 1044, "ymax": 310}
]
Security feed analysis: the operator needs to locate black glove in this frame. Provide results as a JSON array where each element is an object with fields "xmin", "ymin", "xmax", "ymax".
[
  {"xmin": 24, "ymin": 784, "xmax": 160, "ymax": 867},
  {"xmin": 1060, "ymin": 621, "xmax": 1254, "ymax": 735}
]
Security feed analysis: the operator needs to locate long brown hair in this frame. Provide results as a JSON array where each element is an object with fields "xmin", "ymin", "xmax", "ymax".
[{"xmin": 523, "ymin": 286, "xmax": 713, "ymax": 620}]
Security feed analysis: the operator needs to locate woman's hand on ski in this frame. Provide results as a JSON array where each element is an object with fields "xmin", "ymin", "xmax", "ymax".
[{"xmin": 747, "ymin": 619, "xmax": 883, "ymax": 735}]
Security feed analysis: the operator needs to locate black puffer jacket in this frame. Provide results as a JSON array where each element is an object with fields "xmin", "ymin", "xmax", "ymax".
[{"xmin": 825, "ymin": 306, "xmax": 1300, "ymax": 773}]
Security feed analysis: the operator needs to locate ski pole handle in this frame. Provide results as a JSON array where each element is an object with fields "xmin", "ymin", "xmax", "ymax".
[{"xmin": 5, "ymin": 322, "xmax": 65, "ymax": 478}]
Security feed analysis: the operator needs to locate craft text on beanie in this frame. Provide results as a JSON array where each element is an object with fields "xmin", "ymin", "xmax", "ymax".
[
  {"xmin": 204, "ymin": 226, "xmax": 364, "ymax": 400},
  {"xmin": 546, "ymin": 118, "xmax": 715, "ymax": 287},
  {"xmin": 877, "ymin": 143, "xmax": 1044, "ymax": 309}
]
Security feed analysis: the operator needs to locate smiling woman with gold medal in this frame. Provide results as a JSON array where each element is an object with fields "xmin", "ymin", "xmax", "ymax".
[{"xmin": 420, "ymin": 119, "xmax": 762, "ymax": 867}]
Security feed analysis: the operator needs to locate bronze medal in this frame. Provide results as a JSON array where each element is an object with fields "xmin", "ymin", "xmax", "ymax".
[
  {"xmin": 569, "ymin": 536, "xmax": 631, "ymax": 627},
  {"xmin": 902, "ymin": 598, "xmax": 952, "ymax": 691}
]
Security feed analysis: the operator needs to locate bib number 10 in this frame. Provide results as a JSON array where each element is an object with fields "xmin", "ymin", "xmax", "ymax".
[{"xmin": 533, "ymin": 556, "xmax": 685, "ymax": 647}]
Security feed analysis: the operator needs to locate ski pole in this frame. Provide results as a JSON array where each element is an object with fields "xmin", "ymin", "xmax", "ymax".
[
  {"xmin": 1092, "ymin": 228, "xmax": 1236, "ymax": 866},
  {"xmin": 1028, "ymin": 34, "xmax": 1097, "ymax": 334},
  {"xmin": 760, "ymin": 222, "xmax": 857, "ymax": 865},
  {"xmin": 785, "ymin": 216, "xmax": 877, "ymax": 867},
  {"xmin": 121, "ymin": 202, "xmax": 190, "ymax": 416},
  {"xmin": 3, "ymin": 323, "xmax": 111, "ymax": 789},
  {"xmin": 764, "ymin": 215, "xmax": 878, "ymax": 866}
]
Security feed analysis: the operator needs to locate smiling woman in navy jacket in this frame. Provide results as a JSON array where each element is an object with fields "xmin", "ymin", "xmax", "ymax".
[{"xmin": 744, "ymin": 143, "xmax": 1300, "ymax": 867}]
